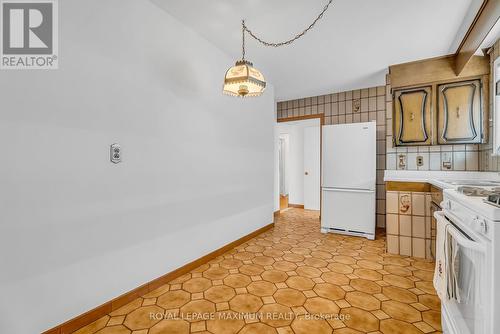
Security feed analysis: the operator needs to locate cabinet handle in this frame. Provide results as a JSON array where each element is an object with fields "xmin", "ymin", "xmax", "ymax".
[
  {"xmin": 456, "ymin": 107, "xmax": 460, "ymax": 118},
  {"xmin": 410, "ymin": 112, "xmax": 415, "ymax": 120}
]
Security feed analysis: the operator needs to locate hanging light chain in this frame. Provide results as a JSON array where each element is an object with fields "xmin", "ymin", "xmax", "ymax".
[
  {"xmin": 242, "ymin": 0, "xmax": 334, "ymax": 48},
  {"xmin": 242, "ymin": 19, "xmax": 246, "ymax": 60}
]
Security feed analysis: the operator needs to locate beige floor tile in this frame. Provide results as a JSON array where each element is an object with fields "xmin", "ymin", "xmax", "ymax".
[
  {"xmin": 149, "ymin": 319, "xmax": 189, "ymax": 334},
  {"xmin": 106, "ymin": 315, "xmax": 125, "ymax": 326},
  {"xmin": 259, "ymin": 303, "xmax": 294, "ymax": 327},
  {"xmin": 191, "ymin": 321, "xmax": 206, "ymax": 332},
  {"xmin": 247, "ymin": 280, "xmax": 277, "ymax": 296},
  {"xmin": 206, "ymin": 312, "xmax": 244, "ymax": 334},
  {"xmin": 74, "ymin": 316, "xmax": 110, "ymax": 334},
  {"xmin": 340, "ymin": 307, "xmax": 379, "ymax": 332},
  {"xmin": 123, "ymin": 305, "xmax": 163, "ymax": 330},
  {"xmin": 229, "ymin": 294, "xmax": 262, "ymax": 313},
  {"xmin": 381, "ymin": 300, "xmax": 422, "ymax": 322}
]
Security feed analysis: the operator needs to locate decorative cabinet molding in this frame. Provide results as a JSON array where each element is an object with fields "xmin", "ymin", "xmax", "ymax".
[
  {"xmin": 391, "ymin": 78, "xmax": 488, "ymax": 146},
  {"xmin": 389, "ymin": 54, "xmax": 489, "ymax": 147},
  {"xmin": 437, "ymin": 79, "xmax": 484, "ymax": 144},
  {"xmin": 393, "ymin": 86, "xmax": 432, "ymax": 146}
]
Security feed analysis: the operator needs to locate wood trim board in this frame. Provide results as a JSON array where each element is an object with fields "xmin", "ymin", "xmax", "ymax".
[
  {"xmin": 388, "ymin": 54, "xmax": 490, "ymax": 89},
  {"xmin": 277, "ymin": 114, "xmax": 324, "ymax": 123},
  {"xmin": 385, "ymin": 181, "xmax": 431, "ymax": 192},
  {"xmin": 455, "ymin": 0, "xmax": 500, "ymax": 75},
  {"xmin": 42, "ymin": 222, "xmax": 275, "ymax": 334}
]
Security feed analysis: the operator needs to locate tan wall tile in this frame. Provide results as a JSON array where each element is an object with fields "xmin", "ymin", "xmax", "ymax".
[
  {"xmin": 412, "ymin": 238, "xmax": 426, "ymax": 258},
  {"xmin": 386, "ymin": 192, "xmax": 399, "ymax": 214},
  {"xmin": 386, "ymin": 214, "xmax": 399, "ymax": 235},
  {"xmin": 399, "ymin": 215, "xmax": 412, "ymax": 236},
  {"xmin": 412, "ymin": 216, "xmax": 425, "ymax": 238},
  {"xmin": 387, "ymin": 235, "xmax": 399, "ymax": 254},
  {"xmin": 399, "ymin": 236, "xmax": 411, "ymax": 256},
  {"xmin": 426, "ymin": 239, "xmax": 433, "ymax": 259},
  {"xmin": 411, "ymin": 193, "xmax": 425, "ymax": 216},
  {"xmin": 425, "ymin": 217, "xmax": 431, "ymax": 239}
]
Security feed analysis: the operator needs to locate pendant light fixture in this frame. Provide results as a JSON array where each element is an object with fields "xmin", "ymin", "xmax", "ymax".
[
  {"xmin": 222, "ymin": 21, "xmax": 266, "ymax": 97},
  {"xmin": 223, "ymin": 0, "xmax": 334, "ymax": 97}
]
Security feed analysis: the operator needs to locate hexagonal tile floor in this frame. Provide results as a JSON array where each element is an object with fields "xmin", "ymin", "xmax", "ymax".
[{"xmin": 75, "ymin": 208, "xmax": 441, "ymax": 334}]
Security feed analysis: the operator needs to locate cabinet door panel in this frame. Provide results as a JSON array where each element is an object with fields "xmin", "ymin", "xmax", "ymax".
[
  {"xmin": 393, "ymin": 86, "xmax": 432, "ymax": 146},
  {"xmin": 437, "ymin": 79, "xmax": 482, "ymax": 144}
]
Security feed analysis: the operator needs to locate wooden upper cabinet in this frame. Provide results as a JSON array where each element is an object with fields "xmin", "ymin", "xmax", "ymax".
[
  {"xmin": 389, "ymin": 55, "xmax": 489, "ymax": 147},
  {"xmin": 437, "ymin": 79, "xmax": 483, "ymax": 144},
  {"xmin": 393, "ymin": 86, "xmax": 432, "ymax": 146}
]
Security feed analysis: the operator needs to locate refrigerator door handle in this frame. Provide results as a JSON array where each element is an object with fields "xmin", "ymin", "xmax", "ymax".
[{"xmin": 322, "ymin": 187, "xmax": 375, "ymax": 193}]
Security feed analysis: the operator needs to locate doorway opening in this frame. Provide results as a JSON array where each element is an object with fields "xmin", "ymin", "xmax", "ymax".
[
  {"xmin": 278, "ymin": 134, "xmax": 289, "ymax": 210},
  {"xmin": 275, "ymin": 116, "xmax": 322, "ymax": 213}
]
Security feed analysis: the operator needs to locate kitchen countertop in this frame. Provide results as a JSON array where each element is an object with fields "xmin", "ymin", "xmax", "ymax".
[{"xmin": 384, "ymin": 170, "xmax": 500, "ymax": 189}]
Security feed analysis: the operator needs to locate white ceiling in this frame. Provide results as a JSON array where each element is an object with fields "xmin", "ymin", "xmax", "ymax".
[{"xmin": 153, "ymin": 0, "xmax": 482, "ymax": 101}]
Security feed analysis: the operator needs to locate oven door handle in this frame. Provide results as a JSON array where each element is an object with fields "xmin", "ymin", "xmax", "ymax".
[{"xmin": 436, "ymin": 212, "xmax": 486, "ymax": 253}]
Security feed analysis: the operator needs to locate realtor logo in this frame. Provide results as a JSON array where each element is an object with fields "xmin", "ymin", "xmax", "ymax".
[{"xmin": 1, "ymin": 0, "xmax": 58, "ymax": 69}]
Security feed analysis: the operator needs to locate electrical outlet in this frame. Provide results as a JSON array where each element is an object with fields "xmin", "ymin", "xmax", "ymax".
[
  {"xmin": 442, "ymin": 152, "xmax": 452, "ymax": 170},
  {"xmin": 110, "ymin": 143, "xmax": 121, "ymax": 164},
  {"xmin": 416, "ymin": 155, "xmax": 424, "ymax": 167}
]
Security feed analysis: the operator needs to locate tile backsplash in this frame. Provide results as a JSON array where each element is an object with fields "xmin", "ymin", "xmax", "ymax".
[
  {"xmin": 277, "ymin": 86, "xmax": 388, "ymax": 228},
  {"xmin": 385, "ymin": 144, "xmax": 480, "ymax": 171}
]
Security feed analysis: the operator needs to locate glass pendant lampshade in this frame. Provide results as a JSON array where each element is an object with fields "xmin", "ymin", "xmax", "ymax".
[{"xmin": 223, "ymin": 60, "xmax": 266, "ymax": 97}]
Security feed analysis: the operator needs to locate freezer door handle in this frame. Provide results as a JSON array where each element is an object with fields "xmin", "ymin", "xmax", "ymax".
[{"xmin": 322, "ymin": 187, "xmax": 375, "ymax": 193}]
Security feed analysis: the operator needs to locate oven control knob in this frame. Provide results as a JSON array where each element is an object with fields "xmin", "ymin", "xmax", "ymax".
[{"xmin": 479, "ymin": 219, "xmax": 488, "ymax": 234}]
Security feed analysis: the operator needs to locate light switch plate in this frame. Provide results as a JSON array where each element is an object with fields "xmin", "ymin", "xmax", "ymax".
[
  {"xmin": 398, "ymin": 154, "xmax": 406, "ymax": 169},
  {"xmin": 110, "ymin": 143, "xmax": 121, "ymax": 164}
]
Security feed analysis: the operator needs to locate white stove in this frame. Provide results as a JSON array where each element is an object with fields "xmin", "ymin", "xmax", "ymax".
[{"xmin": 437, "ymin": 187, "xmax": 500, "ymax": 334}]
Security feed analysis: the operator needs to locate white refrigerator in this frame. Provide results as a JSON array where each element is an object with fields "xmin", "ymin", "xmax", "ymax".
[{"xmin": 321, "ymin": 122, "xmax": 376, "ymax": 240}]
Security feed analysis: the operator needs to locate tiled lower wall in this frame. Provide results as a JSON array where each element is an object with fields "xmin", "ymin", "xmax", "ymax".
[
  {"xmin": 277, "ymin": 86, "xmax": 388, "ymax": 227},
  {"xmin": 386, "ymin": 190, "xmax": 434, "ymax": 259}
]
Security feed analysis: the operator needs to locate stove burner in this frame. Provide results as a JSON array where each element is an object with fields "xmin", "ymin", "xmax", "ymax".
[
  {"xmin": 457, "ymin": 186, "xmax": 500, "ymax": 196},
  {"xmin": 485, "ymin": 193, "xmax": 500, "ymax": 207}
]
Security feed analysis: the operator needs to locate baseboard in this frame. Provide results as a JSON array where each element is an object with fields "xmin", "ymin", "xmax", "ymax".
[
  {"xmin": 288, "ymin": 203, "xmax": 304, "ymax": 209},
  {"xmin": 42, "ymin": 222, "xmax": 275, "ymax": 334},
  {"xmin": 273, "ymin": 210, "xmax": 280, "ymax": 217}
]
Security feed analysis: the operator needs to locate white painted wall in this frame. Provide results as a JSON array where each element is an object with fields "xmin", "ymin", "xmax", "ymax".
[
  {"xmin": 0, "ymin": 1, "xmax": 275, "ymax": 333},
  {"xmin": 274, "ymin": 122, "xmax": 280, "ymax": 212},
  {"xmin": 274, "ymin": 119, "xmax": 320, "ymax": 208},
  {"xmin": 278, "ymin": 134, "xmax": 290, "ymax": 196}
]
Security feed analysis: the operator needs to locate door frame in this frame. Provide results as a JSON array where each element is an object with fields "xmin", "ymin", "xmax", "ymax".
[{"xmin": 277, "ymin": 114, "xmax": 324, "ymax": 216}]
